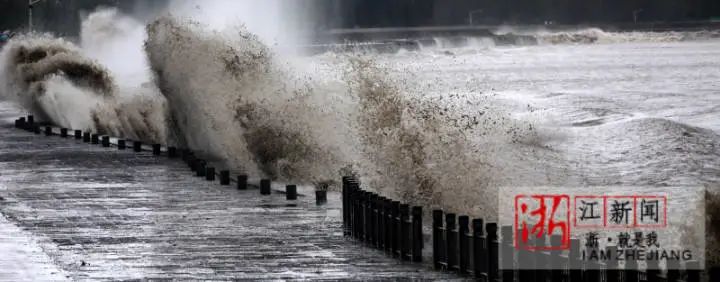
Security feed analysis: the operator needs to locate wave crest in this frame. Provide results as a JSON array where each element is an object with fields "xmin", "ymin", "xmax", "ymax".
[
  {"xmin": 146, "ymin": 16, "xmax": 342, "ymax": 184},
  {"xmin": 0, "ymin": 31, "xmax": 169, "ymax": 142}
]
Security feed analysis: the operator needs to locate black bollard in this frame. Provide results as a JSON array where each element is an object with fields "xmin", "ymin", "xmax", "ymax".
[
  {"xmin": 316, "ymin": 190, "xmax": 327, "ymax": 205},
  {"xmin": 475, "ymin": 219, "xmax": 489, "ymax": 280},
  {"xmin": 446, "ymin": 213, "xmax": 458, "ymax": 271},
  {"xmin": 118, "ymin": 139, "xmax": 126, "ymax": 150},
  {"xmin": 133, "ymin": 141, "xmax": 142, "ymax": 152},
  {"xmin": 342, "ymin": 176, "xmax": 351, "ymax": 235},
  {"xmin": 74, "ymin": 130, "xmax": 82, "ymax": 139},
  {"xmin": 167, "ymin": 147, "xmax": 177, "ymax": 158},
  {"xmin": 237, "ymin": 175, "xmax": 248, "ymax": 190},
  {"xmin": 185, "ymin": 153, "xmax": 195, "ymax": 167},
  {"xmin": 83, "ymin": 132, "xmax": 90, "ymax": 142},
  {"xmin": 286, "ymin": 185, "xmax": 297, "ymax": 200},
  {"xmin": 646, "ymin": 255, "xmax": 660, "ymax": 282},
  {"xmin": 188, "ymin": 155, "xmax": 198, "ymax": 170},
  {"xmin": 399, "ymin": 204, "xmax": 410, "ymax": 261},
  {"xmin": 666, "ymin": 259, "xmax": 681, "ymax": 282},
  {"xmin": 375, "ymin": 196, "xmax": 384, "ymax": 249},
  {"xmin": 458, "ymin": 215, "xmax": 470, "ymax": 274},
  {"xmin": 152, "ymin": 144, "xmax": 161, "ymax": 155},
  {"xmin": 19, "ymin": 117, "xmax": 28, "ymax": 131},
  {"xmin": 551, "ymin": 235, "xmax": 565, "ymax": 282},
  {"xmin": 500, "ymin": 225, "xmax": 514, "ymax": 277},
  {"xmin": 195, "ymin": 160, "xmax": 206, "ymax": 177},
  {"xmin": 205, "ymin": 167, "xmax": 215, "ymax": 181},
  {"xmin": 366, "ymin": 193, "xmax": 375, "ymax": 245},
  {"xmin": 34, "ymin": 125, "xmax": 41, "ymax": 134},
  {"xmin": 569, "ymin": 238, "xmax": 583, "ymax": 282},
  {"xmin": 432, "ymin": 210, "xmax": 444, "ymax": 270},
  {"xmin": 260, "ymin": 179, "xmax": 271, "ymax": 195},
  {"xmin": 486, "ymin": 223, "xmax": 499, "ymax": 282},
  {"xmin": 390, "ymin": 201, "xmax": 400, "ymax": 256},
  {"xmin": 24, "ymin": 116, "xmax": 33, "ymax": 131},
  {"xmin": 605, "ymin": 245, "xmax": 620, "ymax": 282},
  {"xmin": 711, "ymin": 267, "xmax": 720, "ymax": 282},
  {"xmin": 362, "ymin": 192, "xmax": 370, "ymax": 243},
  {"xmin": 220, "ymin": 170, "xmax": 230, "ymax": 185},
  {"xmin": 411, "ymin": 206, "xmax": 423, "ymax": 262},
  {"xmin": 377, "ymin": 196, "xmax": 385, "ymax": 247},
  {"xmin": 623, "ymin": 247, "xmax": 638, "ymax": 282},
  {"xmin": 60, "ymin": 128, "xmax": 68, "ymax": 138},
  {"xmin": 17, "ymin": 118, "xmax": 23, "ymax": 129},
  {"xmin": 91, "ymin": 134, "xmax": 99, "ymax": 144},
  {"xmin": 45, "ymin": 126, "xmax": 52, "ymax": 136},
  {"xmin": 20, "ymin": 117, "xmax": 28, "ymax": 130},
  {"xmin": 686, "ymin": 261, "xmax": 700, "ymax": 282},
  {"xmin": 375, "ymin": 195, "xmax": 383, "ymax": 248},
  {"xmin": 181, "ymin": 149, "xmax": 191, "ymax": 162},
  {"xmin": 534, "ymin": 234, "xmax": 547, "ymax": 282},
  {"xmin": 102, "ymin": 136, "xmax": 110, "ymax": 147}
]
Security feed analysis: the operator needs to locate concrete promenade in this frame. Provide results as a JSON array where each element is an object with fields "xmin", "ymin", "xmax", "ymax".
[{"xmin": 0, "ymin": 103, "xmax": 458, "ymax": 281}]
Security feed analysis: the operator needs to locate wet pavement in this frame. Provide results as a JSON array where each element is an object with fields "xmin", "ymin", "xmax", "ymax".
[{"xmin": 0, "ymin": 103, "xmax": 458, "ymax": 281}]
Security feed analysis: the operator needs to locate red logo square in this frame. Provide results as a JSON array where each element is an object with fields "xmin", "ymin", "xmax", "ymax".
[{"xmin": 514, "ymin": 194, "xmax": 571, "ymax": 250}]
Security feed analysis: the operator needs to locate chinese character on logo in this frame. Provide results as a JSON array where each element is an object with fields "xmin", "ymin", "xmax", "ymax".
[
  {"xmin": 640, "ymin": 199, "xmax": 659, "ymax": 223},
  {"xmin": 636, "ymin": 196, "xmax": 667, "ymax": 227},
  {"xmin": 514, "ymin": 195, "xmax": 570, "ymax": 250},
  {"xmin": 575, "ymin": 196, "xmax": 604, "ymax": 227},
  {"xmin": 606, "ymin": 197, "xmax": 634, "ymax": 227}
]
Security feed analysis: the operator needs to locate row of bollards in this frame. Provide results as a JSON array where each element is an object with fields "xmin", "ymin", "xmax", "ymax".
[
  {"xmin": 13, "ymin": 115, "xmax": 328, "ymax": 206},
  {"xmin": 12, "ymin": 115, "xmax": 713, "ymax": 280},
  {"xmin": 179, "ymin": 149, "xmax": 326, "ymax": 204},
  {"xmin": 342, "ymin": 176, "xmax": 422, "ymax": 263},
  {"xmin": 432, "ymin": 209, "xmax": 499, "ymax": 279},
  {"xmin": 341, "ymin": 174, "xmax": 707, "ymax": 281}
]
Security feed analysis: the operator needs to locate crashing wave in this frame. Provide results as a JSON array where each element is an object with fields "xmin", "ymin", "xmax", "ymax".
[
  {"xmin": 145, "ymin": 16, "xmax": 344, "ymax": 184},
  {"xmin": 0, "ymin": 9, "xmax": 551, "ymax": 219},
  {"xmin": 144, "ymin": 15, "xmax": 543, "ymax": 216},
  {"xmin": 0, "ymin": 13, "xmax": 170, "ymax": 143}
]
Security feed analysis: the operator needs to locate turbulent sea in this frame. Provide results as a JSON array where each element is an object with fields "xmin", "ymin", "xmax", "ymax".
[{"xmin": 0, "ymin": 8, "xmax": 718, "ymax": 262}]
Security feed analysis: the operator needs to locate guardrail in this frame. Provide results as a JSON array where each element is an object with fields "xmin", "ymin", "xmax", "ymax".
[
  {"xmin": 341, "ymin": 175, "xmax": 705, "ymax": 281},
  {"xmin": 11, "ymin": 115, "xmax": 710, "ymax": 281},
  {"xmin": 13, "ymin": 115, "xmax": 327, "ymax": 204},
  {"xmin": 342, "ymin": 176, "xmax": 423, "ymax": 262}
]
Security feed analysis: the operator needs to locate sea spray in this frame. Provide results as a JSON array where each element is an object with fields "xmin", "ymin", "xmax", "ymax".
[
  {"xmin": 341, "ymin": 55, "xmax": 541, "ymax": 215},
  {"xmin": 1, "ymin": 8, "xmax": 547, "ymax": 220},
  {"xmin": 145, "ymin": 16, "xmax": 344, "ymax": 185},
  {"xmin": 166, "ymin": 0, "xmax": 317, "ymax": 47},
  {"xmin": 0, "ymin": 33, "xmax": 169, "ymax": 143},
  {"xmin": 81, "ymin": 8, "xmax": 155, "ymax": 88},
  {"xmin": 79, "ymin": 8, "xmax": 171, "ymax": 143},
  {"xmin": 145, "ymin": 14, "xmax": 549, "ymax": 218},
  {"xmin": 0, "ymin": 35, "xmax": 113, "ymax": 126}
]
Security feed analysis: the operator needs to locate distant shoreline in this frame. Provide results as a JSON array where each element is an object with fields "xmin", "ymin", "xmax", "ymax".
[{"xmin": 316, "ymin": 21, "xmax": 720, "ymax": 43}]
